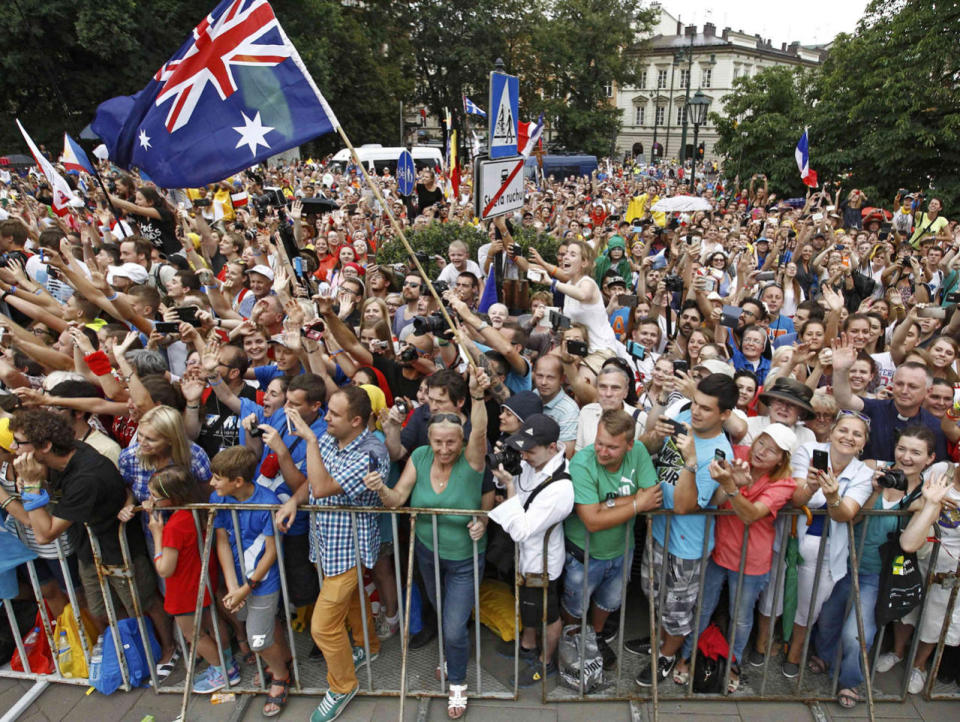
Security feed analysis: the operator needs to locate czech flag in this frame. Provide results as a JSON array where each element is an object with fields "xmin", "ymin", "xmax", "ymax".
[{"xmin": 795, "ymin": 130, "xmax": 818, "ymax": 188}]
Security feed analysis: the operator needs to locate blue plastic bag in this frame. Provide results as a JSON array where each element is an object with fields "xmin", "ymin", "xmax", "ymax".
[{"xmin": 90, "ymin": 617, "xmax": 161, "ymax": 694}]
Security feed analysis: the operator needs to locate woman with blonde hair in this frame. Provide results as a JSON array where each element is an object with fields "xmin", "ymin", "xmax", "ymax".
[
  {"xmin": 360, "ymin": 297, "xmax": 391, "ymax": 328},
  {"xmin": 118, "ymin": 405, "xmax": 212, "ymax": 522}
]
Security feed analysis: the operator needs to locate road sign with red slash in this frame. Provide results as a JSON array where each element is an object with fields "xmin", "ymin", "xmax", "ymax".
[{"xmin": 473, "ymin": 154, "xmax": 526, "ymax": 221}]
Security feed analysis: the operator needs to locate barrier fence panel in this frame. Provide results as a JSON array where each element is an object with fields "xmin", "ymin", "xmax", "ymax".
[{"xmin": 2, "ymin": 503, "xmax": 959, "ymax": 719}]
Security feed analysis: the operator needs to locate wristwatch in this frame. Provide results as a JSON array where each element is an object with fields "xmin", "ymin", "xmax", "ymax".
[
  {"xmin": 246, "ymin": 576, "xmax": 260, "ymax": 590},
  {"xmin": 605, "ymin": 495, "xmax": 617, "ymax": 509}
]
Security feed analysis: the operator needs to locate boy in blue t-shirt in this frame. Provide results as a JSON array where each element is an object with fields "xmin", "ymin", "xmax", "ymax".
[{"xmin": 211, "ymin": 446, "xmax": 291, "ymax": 716}]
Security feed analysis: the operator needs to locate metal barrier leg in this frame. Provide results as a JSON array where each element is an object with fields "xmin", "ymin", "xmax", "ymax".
[
  {"xmin": 397, "ymin": 514, "xmax": 417, "ymax": 720},
  {"xmin": 577, "ymin": 533, "xmax": 590, "ymax": 699},
  {"xmin": 759, "ymin": 526, "xmax": 790, "ymax": 697},
  {"xmin": 471, "ymin": 518, "xmax": 482, "ymax": 695},
  {"xmin": 179, "ymin": 509, "xmax": 217, "ymax": 722},
  {"xmin": 191, "ymin": 510, "xmax": 229, "ymax": 677},
  {"xmin": 721, "ymin": 527, "xmax": 750, "ymax": 696},
  {"xmin": 901, "ymin": 541, "xmax": 941, "ymax": 699},
  {"xmin": 116, "ymin": 520, "xmax": 160, "ymax": 692},
  {"xmin": 24, "ymin": 561, "xmax": 63, "ymax": 678},
  {"xmin": 85, "ymin": 525, "xmax": 131, "ymax": 691},
  {"xmin": 230, "ymin": 509, "xmax": 266, "ymax": 690},
  {"xmin": 925, "ymin": 557, "xmax": 960, "ymax": 699},
  {"xmin": 643, "ymin": 524, "xmax": 657, "ymax": 718},
  {"xmin": 391, "ymin": 512, "xmax": 404, "ymax": 632},
  {"xmin": 431, "ymin": 516, "xmax": 446, "ymax": 689},
  {"xmin": 54, "ymin": 540, "xmax": 92, "ymax": 670},
  {"xmin": 685, "ymin": 516, "xmax": 711, "ymax": 697},
  {"xmin": 271, "ymin": 516, "xmax": 302, "ymax": 692},
  {"xmin": 795, "ymin": 517, "xmax": 830, "ymax": 693},
  {"xmin": 846, "ymin": 522, "xmax": 876, "ymax": 722},
  {"xmin": 615, "ymin": 524, "xmax": 630, "ymax": 694},
  {"xmin": 350, "ymin": 512, "xmax": 374, "ymax": 693},
  {"xmin": 3, "ymin": 598, "xmax": 32, "ymax": 675}
]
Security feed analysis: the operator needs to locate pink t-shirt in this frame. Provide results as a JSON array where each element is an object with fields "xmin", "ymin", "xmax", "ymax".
[{"xmin": 711, "ymin": 446, "xmax": 797, "ymax": 576}]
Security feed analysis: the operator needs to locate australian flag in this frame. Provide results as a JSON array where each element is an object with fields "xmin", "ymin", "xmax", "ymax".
[{"xmin": 91, "ymin": 0, "xmax": 339, "ymax": 188}]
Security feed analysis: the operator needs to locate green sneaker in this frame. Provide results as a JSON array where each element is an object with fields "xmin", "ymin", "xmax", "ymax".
[
  {"xmin": 310, "ymin": 687, "xmax": 358, "ymax": 722},
  {"xmin": 352, "ymin": 645, "xmax": 379, "ymax": 668}
]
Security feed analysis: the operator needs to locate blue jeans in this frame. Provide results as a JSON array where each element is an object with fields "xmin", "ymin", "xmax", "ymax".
[
  {"xmin": 415, "ymin": 540, "xmax": 484, "ymax": 685},
  {"xmin": 813, "ymin": 572, "xmax": 879, "ymax": 690},
  {"xmin": 681, "ymin": 558, "xmax": 770, "ymax": 663}
]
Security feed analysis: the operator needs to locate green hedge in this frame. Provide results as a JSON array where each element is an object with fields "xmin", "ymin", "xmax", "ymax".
[{"xmin": 375, "ymin": 220, "xmax": 564, "ymax": 280}]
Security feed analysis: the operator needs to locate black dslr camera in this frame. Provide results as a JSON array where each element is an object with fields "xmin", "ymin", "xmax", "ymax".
[
  {"xmin": 486, "ymin": 446, "xmax": 522, "ymax": 476},
  {"xmin": 878, "ymin": 468, "xmax": 908, "ymax": 491},
  {"xmin": 663, "ymin": 275, "xmax": 684, "ymax": 293}
]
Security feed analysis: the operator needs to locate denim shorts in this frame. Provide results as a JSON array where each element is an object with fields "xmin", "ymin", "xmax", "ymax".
[{"xmin": 560, "ymin": 549, "xmax": 632, "ymax": 619}]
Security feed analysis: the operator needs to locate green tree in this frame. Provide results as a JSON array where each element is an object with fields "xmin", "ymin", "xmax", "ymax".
[
  {"xmin": 811, "ymin": 0, "xmax": 960, "ymax": 207},
  {"xmin": 712, "ymin": 0, "xmax": 960, "ymax": 207},
  {"xmin": 528, "ymin": 0, "xmax": 657, "ymax": 156},
  {"xmin": 711, "ymin": 66, "xmax": 817, "ymax": 196},
  {"xmin": 404, "ymin": 0, "xmax": 542, "ymax": 145}
]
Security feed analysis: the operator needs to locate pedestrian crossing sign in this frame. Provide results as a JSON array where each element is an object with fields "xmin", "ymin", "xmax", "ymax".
[{"xmin": 488, "ymin": 71, "xmax": 519, "ymax": 159}]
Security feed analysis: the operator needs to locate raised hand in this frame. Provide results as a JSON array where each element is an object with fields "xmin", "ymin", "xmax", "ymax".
[{"xmin": 829, "ymin": 333, "xmax": 857, "ymax": 372}]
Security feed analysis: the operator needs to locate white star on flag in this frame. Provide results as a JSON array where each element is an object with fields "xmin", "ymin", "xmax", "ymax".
[
  {"xmin": 138, "ymin": 129, "xmax": 152, "ymax": 150},
  {"xmin": 233, "ymin": 111, "xmax": 273, "ymax": 157}
]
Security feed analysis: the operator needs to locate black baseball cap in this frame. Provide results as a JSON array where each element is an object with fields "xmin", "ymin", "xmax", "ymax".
[{"xmin": 505, "ymin": 414, "xmax": 560, "ymax": 451}]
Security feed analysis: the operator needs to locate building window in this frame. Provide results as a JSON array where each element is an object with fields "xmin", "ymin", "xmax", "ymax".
[
  {"xmin": 702, "ymin": 68, "xmax": 712, "ymax": 88},
  {"xmin": 655, "ymin": 106, "xmax": 664, "ymax": 126},
  {"xmin": 638, "ymin": 71, "xmax": 647, "ymax": 89},
  {"xmin": 657, "ymin": 70, "xmax": 667, "ymax": 89},
  {"xmin": 603, "ymin": 81, "xmax": 612, "ymax": 98},
  {"xmin": 679, "ymin": 69, "xmax": 690, "ymax": 88},
  {"xmin": 635, "ymin": 106, "xmax": 645, "ymax": 126},
  {"xmin": 677, "ymin": 105, "xmax": 687, "ymax": 125}
]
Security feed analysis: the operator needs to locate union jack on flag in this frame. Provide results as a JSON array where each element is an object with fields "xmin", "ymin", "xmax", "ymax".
[{"xmin": 92, "ymin": 0, "xmax": 338, "ymax": 188}]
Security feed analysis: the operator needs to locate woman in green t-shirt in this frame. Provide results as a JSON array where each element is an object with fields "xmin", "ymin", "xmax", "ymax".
[{"xmin": 368, "ymin": 369, "xmax": 492, "ymax": 719}]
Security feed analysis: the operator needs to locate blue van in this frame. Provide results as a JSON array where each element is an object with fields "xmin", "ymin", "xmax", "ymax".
[{"xmin": 524, "ymin": 154, "xmax": 598, "ymax": 181}]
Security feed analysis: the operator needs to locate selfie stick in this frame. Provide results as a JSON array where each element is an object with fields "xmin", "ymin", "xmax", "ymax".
[{"xmin": 336, "ymin": 127, "xmax": 478, "ymax": 374}]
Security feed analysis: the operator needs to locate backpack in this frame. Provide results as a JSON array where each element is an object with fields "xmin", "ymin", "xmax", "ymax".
[
  {"xmin": 876, "ymin": 487, "xmax": 926, "ymax": 627},
  {"xmin": 90, "ymin": 617, "xmax": 161, "ymax": 694}
]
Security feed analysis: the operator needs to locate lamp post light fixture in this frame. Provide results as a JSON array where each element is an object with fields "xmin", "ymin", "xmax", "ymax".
[{"xmin": 686, "ymin": 90, "xmax": 711, "ymax": 189}]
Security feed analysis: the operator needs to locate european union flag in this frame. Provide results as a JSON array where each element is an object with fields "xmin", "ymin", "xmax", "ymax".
[{"xmin": 91, "ymin": 0, "xmax": 339, "ymax": 188}]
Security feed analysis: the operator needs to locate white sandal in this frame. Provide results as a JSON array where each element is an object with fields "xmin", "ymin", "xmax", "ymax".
[{"xmin": 447, "ymin": 683, "xmax": 468, "ymax": 719}]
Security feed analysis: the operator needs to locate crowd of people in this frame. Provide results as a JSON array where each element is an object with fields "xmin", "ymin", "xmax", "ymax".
[{"xmin": 0, "ymin": 152, "xmax": 959, "ymax": 720}]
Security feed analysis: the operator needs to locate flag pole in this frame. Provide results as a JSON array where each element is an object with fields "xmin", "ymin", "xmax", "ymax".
[
  {"xmin": 335, "ymin": 125, "xmax": 478, "ymax": 374},
  {"xmin": 89, "ymin": 166, "xmax": 130, "ymax": 238}
]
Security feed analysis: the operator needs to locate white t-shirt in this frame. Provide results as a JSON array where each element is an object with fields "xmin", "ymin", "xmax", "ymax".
[{"xmin": 436, "ymin": 259, "xmax": 484, "ymax": 286}]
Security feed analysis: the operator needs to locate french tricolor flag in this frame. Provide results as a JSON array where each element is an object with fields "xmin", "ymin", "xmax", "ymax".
[
  {"xmin": 61, "ymin": 133, "xmax": 95, "ymax": 175},
  {"xmin": 795, "ymin": 130, "xmax": 818, "ymax": 188}
]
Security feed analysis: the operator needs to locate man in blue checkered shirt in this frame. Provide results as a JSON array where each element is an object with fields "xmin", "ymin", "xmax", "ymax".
[{"xmin": 275, "ymin": 385, "xmax": 388, "ymax": 722}]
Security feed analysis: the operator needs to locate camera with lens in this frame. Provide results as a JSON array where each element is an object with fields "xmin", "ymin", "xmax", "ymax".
[
  {"xmin": 878, "ymin": 468, "xmax": 908, "ymax": 491},
  {"xmin": 397, "ymin": 346, "xmax": 419, "ymax": 364},
  {"xmin": 486, "ymin": 446, "xmax": 522, "ymax": 476},
  {"xmin": 663, "ymin": 274, "xmax": 684, "ymax": 293},
  {"xmin": 412, "ymin": 311, "xmax": 452, "ymax": 336},
  {"xmin": 432, "ymin": 280, "xmax": 450, "ymax": 297}
]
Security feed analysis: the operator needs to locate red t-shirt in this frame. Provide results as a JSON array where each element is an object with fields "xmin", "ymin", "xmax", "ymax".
[
  {"xmin": 161, "ymin": 510, "xmax": 218, "ymax": 615},
  {"xmin": 711, "ymin": 446, "xmax": 797, "ymax": 576}
]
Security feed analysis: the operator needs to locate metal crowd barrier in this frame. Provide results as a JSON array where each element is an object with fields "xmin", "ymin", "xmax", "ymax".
[{"xmin": 2, "ymin": 504, "xmax": 959, "ymax": 722}]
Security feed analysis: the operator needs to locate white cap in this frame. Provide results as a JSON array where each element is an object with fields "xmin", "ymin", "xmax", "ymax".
[
  {"xmin": 244, "ymin": 264, "xmax": 274, "ymax": 281},
  {"xmin": 697, "ymin": 358, "xmax": 734, "ymax": 378},
  {"xmin": 761, "ymin": 423, "xmax": 798, "ymax": 452},
  {"xmin": 106, "ymin": 262, "xmax": 149, "ymax": 285}
]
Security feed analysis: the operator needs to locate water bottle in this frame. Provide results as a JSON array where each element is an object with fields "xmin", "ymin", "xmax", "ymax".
[
  {"xmin": 58, "ymin": 628, "xmax": 72, "ymax": 676},
  {"xmin": 88, "ymin": 636, "xmax": 104, "ymax": 684}
]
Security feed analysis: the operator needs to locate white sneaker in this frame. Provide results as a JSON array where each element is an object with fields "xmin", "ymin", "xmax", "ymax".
[
  {"xmin": 875, "ymin": 652, "xmax": 902, "ymax": 673},
  {"xmin": 908, "ymin": 667, "xmax": 926, "ymax": 694}
]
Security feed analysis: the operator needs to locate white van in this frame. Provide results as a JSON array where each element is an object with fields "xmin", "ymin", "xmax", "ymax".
[{"xmin": 330, "ymin": 144, "xmax": 443, "ymax": 174}]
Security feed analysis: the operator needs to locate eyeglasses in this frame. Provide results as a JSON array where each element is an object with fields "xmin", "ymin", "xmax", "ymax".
[
  {"xmin": 813, "ymin": 412, "xmax": 834, "ymax": 421},
  {"xmin": 403, "ymin": 281, "xmax": 421, "ymax": 288},
  {"xmin": 428, "ymin": 413, "xmax": 462, "ymax": 426},
  {"xmin": 11, "ymin": 437, "xmax": 34, "ymax": 448},
  {"xmin": 836, "ymin": 409, "xmax": 871, "ymax": 429}
]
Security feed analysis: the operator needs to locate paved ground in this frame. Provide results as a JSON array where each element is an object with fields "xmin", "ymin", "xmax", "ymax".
[{"xmin": 2, "ymin": 674, "xmax": 960, "ymax": 722}]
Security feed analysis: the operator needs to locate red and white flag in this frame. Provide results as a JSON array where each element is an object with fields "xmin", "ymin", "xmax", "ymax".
[
  {"xmin": 17, "ymin": 119, "xmax": 80, "ymax": 217},
  {"xmin": 230, "ymin": 190, "xmax": 248, "ymax": 207}
]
